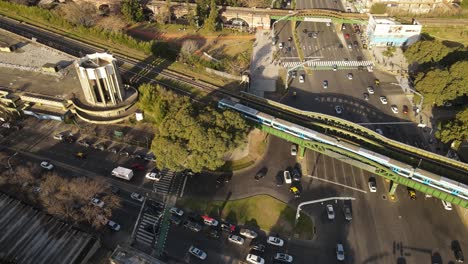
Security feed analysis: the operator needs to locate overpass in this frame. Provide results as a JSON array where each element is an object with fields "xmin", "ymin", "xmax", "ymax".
[
  {"xmin": 146, "ymin": 1, "xmax": 369, "ymax": 29},
  {"xmin": 220, "ymin": 95, "xmax": 468, "ymax": 208}
]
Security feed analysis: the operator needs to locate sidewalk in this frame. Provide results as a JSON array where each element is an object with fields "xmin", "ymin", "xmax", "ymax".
[{"xmin": 249, "ymin": 30, "xmax": 280, "ymax": 97}]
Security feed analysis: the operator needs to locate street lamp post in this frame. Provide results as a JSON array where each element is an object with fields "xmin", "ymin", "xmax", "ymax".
[
  {"xmin": 7, "ymin": 152, "xmax": 18, "ymax": 175},
  {"xmin": 295, "ymin": 196, "xmax": 356, "ymax": 224},
  {"xmin": 271, "ymin": 12, "xmax": 299, "ymax": 40}
]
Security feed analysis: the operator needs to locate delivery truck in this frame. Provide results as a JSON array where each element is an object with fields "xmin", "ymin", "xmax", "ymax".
[{"xmin": 112, "ymin": 167, "xmax": 134, "ymax": 181}]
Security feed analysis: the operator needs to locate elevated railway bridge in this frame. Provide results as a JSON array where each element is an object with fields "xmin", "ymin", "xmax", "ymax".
[{"xmin": 222, "ymin": 93, "xmax": 468, "ymax": 208}]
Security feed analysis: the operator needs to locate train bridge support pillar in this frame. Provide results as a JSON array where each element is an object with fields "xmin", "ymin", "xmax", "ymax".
[
  {"xmin": 389, "ymin": 181, "xmax": 399, "ymax": 195},
  {"xmin": 299, "ymin": 145, "xmax": 306, "ymax": 158}
]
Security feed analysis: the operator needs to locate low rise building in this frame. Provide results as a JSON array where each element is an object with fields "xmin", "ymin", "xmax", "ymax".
[{"xmin": 366, "ymin": 15, "xmax": 422, "ymax": 47}]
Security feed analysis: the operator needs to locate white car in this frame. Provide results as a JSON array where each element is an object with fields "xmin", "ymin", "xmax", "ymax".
[
  {"xmin": 169, "ymin": 207, "xmax": 184, "ymax": 216},
  {"xmin": 53, "ymin": 134, "xmax": 63, "ymax": 140},
  {"xmin": 368, "ymin": 179, "xmax": 377, "ymax": 192},
  {"xmin": 299, "ymin": 74, "xmax": 305, "ymax": 83},
  {"xmin": 267, "ymin": 236, "xmax": 284, "ymax": 247},
  {"xmin": 40, "ymin": 161, "xmax": 54, "ymax": 170},
  {"xmin": 131, "ymin": 192, "xmax": 144, "ymax": 202},
  {"xmin": 379, "ymin": 96, "xmax": 388, "ymax": 104},
  {"xmin": 336, "ymin": 244, "xmax": 345, "ymax": 261},
  {"xmin": 228, "ymin": 234, "xmax": 245, "ymax": 245},
  {"xmin": 375, "ymin": 129, "xmax": 384, "ymax": 135},
  {"xmin": 278, "ymin": 42, "xmax": 284, "ymax": 49},
  {"xmin": 108, "ymin": 220, "xmax": 121, "ymax": 231},
  {"xmin": 290, "ymin": 144, "xmax": 297, "ymax": 156},
  {"xmin": 91, "ymin": 198, "xmax": 104, "ymax": 208},
  {"xmin": 326, "ymin": 204, "xmax": 335, "ymax": 220},
  {"xmin": 189, "ymin": 246, "xmax": 207, "ymax": 260},
  {"xmin": 323, "ymin": 80, "xmax": 328, "ymax": 89},
  {"xmin": 274, "ymin": 253, "xmax": 293, "ymax": 262},
  {"xmin": 391, "ymin": 105, "xmax": 399, "ymax": 114},
  {"xmin": 347, "ymin": 73, "xmax": 353, "ymax": 80},
  {"xmin": 332, "ymin": 64, "xmax": 337, "ymax": 71},
  {"xmin": 326, "ymin": 22, "xmax": 331, "ymax": 26},
  {"xmin": 145, "ymin": 171, "xmax": 162, "ymax": 181},
  {"xmin": 442, "ymin": 200, "xmax": 452, "ymax": 210},
  {"xmin": 367, "ymin": 86, "xmax": 375, "ymax": 94},
  {"xmin": 240, "ymin": 228, "xmax": 258, "ymax": 239},
  {"xmin": 246, "ymin": 254, "xmax": 265, "ymax": 264},
  {"xmin": 335, "ymin": 105, "xmax": 343, "ymax": 114},
  {"xmin": 284, "ymin": 171, "xmax": 292, "ymax": 184}
]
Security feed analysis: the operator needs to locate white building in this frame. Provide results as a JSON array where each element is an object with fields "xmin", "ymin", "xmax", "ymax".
[
  {"xmin": 366, "ymin": 16, "xmax": 422, "ymax": 47},
  {"xmin": 364, "ymin": 0, "xmax": 459, "ymax": 14},
  {"xmin": 74, "ymin": 53, "xmax": 125, "ymax": 107}
]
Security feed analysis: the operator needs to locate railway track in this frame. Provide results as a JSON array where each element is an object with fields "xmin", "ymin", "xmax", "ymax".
[{"xmin": 0, "ymin": 15, "xmax": 466, "ymax": 180}]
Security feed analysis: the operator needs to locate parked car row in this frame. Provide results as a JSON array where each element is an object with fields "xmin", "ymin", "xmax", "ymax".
[{"xmin": 52, "ymin": 132, "xmax": 156, "ymax": 161}]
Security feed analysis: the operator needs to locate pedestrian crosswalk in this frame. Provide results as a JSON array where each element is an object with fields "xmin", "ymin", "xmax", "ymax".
[
  {"xmin": 134, "ymin": 211, "xmax": 162, "ymax": 247},
  {"xmin": 153, "ymin": 169, "xmax": 176, "ymax": 195},
  {"xmin": 281, "ymin": 60, "xmax": 374, "ymax": 70}
]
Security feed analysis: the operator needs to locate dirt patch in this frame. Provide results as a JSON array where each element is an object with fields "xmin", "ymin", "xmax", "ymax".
[{"xmin": 224, "ymin": 129, "xmax": 267, "ymax": 161}]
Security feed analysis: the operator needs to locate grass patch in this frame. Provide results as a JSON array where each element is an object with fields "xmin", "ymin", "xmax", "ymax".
[
  {"xmin": 177, "ymin": 195, "xmax": 314, "ymax": 239},
  {"xmin": 423, "ymin": 26, "xmax": 468, "ymax": 46}
]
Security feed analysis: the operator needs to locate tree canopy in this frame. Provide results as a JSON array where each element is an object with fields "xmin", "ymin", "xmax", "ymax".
[
  {"xmin": 121, "ymin": 0, "xmax": 144, "ymax": 22},
  {"xmin": 414, "ymin": 60, "xmax": 468, "ymax": 106},
  {"xmin": 436, "ymin": 107, "xmax": 468, "ymax": 144},
  {"xmin": 204, "ymin": 0, "xmax": 219, "ymax": 31},
  {"xmin": 138, "ymin": 84, "xmax": 250, "ymax": 172},
  {"xmin": 404, "ymin": 39, "xmax": 453, "ymax": 65}
]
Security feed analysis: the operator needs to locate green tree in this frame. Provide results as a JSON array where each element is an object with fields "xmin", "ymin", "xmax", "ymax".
[
  {"xmin": 204, "ymin": 0, "xmax": 218, "ymax": 31},
  {"xmin": 121, "ymin": 0, "xmax": 144, "ymax": 22},
  {"xmin": 414, "ymin": 60, "xmax": 468, "ymax": 106},
  {"xmin": 139, "ymin": 84, "xmax": 250, "ymax": 172},
  {"xmin": 404, "ymin": 40, "xmax": 452, "ymax": 65},
  {"xmin": 436, "ymin": 107, "xmax": 468, "ymax": 144},
  {"xmin": 414, "ymin": 69, "xmax": 451, "ymax": 106}
]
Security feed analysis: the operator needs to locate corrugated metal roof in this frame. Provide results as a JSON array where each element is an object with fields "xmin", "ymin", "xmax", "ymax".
[{"xmin": 0, "ymin": 193, "xmax": 100, "ymax": 264}]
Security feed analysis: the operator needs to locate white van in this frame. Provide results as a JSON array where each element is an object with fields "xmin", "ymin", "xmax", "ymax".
[
  {"xmin": 442, "ymin": 200, "xmax": 452, "ymax": 211},
  {"xmin": 112, "ymin": 167, "xmax": 134, "ymax": 181}
]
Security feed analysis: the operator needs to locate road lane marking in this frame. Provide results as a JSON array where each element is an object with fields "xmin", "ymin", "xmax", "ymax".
[{"xmin": 305, "ymin": 174, "xmax": 367, "ymax": 193}]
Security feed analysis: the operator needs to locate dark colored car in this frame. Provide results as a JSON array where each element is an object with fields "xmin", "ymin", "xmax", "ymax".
[
  {"xmin": 292, "ymin": 168, "xmax": 301, "ymax": 181},
  {"xmin": 403, "ymin": 105, "xmax": 409, "ymax": 114},
  {"xmin": 169, "ymin": 215, "xmax": 182, "ymax": 226},
  {"xmin": 145, "ymin": 154, "xmax": 156, "ymax": 162},
  {"xmin": 131, "ymin": 163, "xmax": 145, "ymax": 171},
  {"xmin": 343, "ymin": 203, "xmax": 352, "ymax": 221},
  {"xmin": 255, "ymin": 167, "xmax": 268, "ymax": 180},
  {"xmin": 216, "ymin": 174, "xmax": 230, "ymax": 185},
  {"xmin": 250, "ymin": 243, "xmax": 265, "ymax": 253},
  {"xmin": 183, "ymin": 220, "xmax": 202, "ymax": 232},
  {"xmin": 78, "ymin": 140, "xmax": 90, "ymax": 147},
  {"xmin": 111, "ymin": 186, "xmax": 120, "ymax": 195},
  {"xmin": 220, "ymin": 221, "xmax": 236, "ymax": 233},
  {"xmin": 276, "ymin": 172, "xmax": 284, "ymax": 187},
  {"xmin": 131, "ymin": 153, "xmax": 144, "ymax": 159},
  {"xmin": 452, "ymin": 240, "xmax": 464, "ymax": 263},
  {"xmin": 64, "ymin": 136, "xmax": 76, "ymax": 143},
  {"xmin": 353, "ymin": 40, "xmax": 358, "ymax": 46},
  {"xmin": 206, "ymin": 228, "xmax": 220, "ymax": 239}
]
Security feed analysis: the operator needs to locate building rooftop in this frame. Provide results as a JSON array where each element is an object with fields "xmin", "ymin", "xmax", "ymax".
[
  {"xmin": 0, "ymin": 193, "xmax": 100, "ymax": 264},
  {"xmin": 110, "ymin": 245, "xmax": 166, "ymax": 264},
  {"xmin": 374, "ymin": 17, "xmax": 400, "ymax": 25}
]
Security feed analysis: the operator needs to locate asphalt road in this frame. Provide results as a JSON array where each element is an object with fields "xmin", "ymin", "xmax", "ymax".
[
  {"xmin": 165, "ymin": 136, "xmax": 468, "ymax": 264},
  {"xmin": 296, "ymin": 21, "xmax": 364, "ymax": 61},
  {"xmin": 296, "ymin": 0, "xmax": 345, "ymax": 10},
  {"xmin": 274, "ymin": 21, "xmax": 300, "ymax": 60}
]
